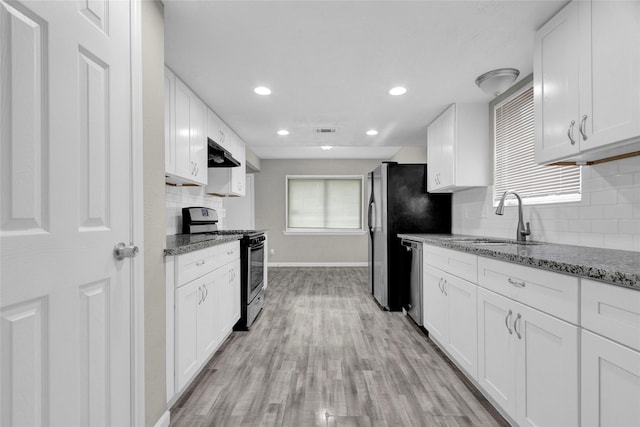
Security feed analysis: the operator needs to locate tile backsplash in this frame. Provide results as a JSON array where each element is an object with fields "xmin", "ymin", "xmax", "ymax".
[
  {"xmin": 453, "ymin": 156, "xmax": 640, "ymax": 252},
  {"xmin": 165, "ymin": 185, "xmax": 225, "ymax": 235}
]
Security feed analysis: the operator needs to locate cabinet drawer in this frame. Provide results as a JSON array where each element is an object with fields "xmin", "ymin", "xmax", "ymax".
[
  {"xmin": 582, "ymin": 279, "xmax": 640, "ymax": 351},
  {"xmin": 423, "ymin": 244, "xmax": 477, "ymax": 283},
  {"xmin": 175, "ymin": 246, "xmax": 219, "ymax": 287},
  {"xmin": 217, "ymin": 241, "xmax": 240, "ymax": 266},
  {"xmin": 478, "ymin": 257, "xmax": 578, "ymax": 324}
]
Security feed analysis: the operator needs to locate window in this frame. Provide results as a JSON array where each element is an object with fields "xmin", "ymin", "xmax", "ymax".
[
  {"xmin": 285, "ymin": 175, "xmax": 364, "ymax": 234},
  {"xmin": 493, "ymin": 82, "xmax": 581, "ymax": 206}
]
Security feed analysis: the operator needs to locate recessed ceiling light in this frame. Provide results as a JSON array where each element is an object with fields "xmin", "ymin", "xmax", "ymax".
[
  {"xmin": 366, "ymin": 129, "xmax": 378, "ymax": 136},
  {"xmin": 277, "ymin": 129, "xmax": 289, "ymax": 136},
  {"xmin": 254, "ymin": 86, "xmax": 271, "ymax": 95},
  {"xmin": 321, "ymin": 146, "xmax": 332, "ymax": 150},
  {"xmin": 389, "ymin": 86, "xmax": 407, "ymax": 96}
]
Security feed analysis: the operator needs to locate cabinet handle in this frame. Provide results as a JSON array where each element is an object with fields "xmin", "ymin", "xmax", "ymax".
[
  {"xmin": 197, "ymin": 286, "xmax": 203, "ymax": 305},
  {"xmin": 507, "ymin": 277, "xmax": 526, "ymax": 288},
  {"xmin": 204, "ymin": 284, "xmax": 208, "ymax": 301},
  {"xmin": 579, "ymin": 115, "xmax": 588, "ymax": 141},
  {"xmin": 514, "ymin": 313, "xmax": 522, "ymax": 339},
  {"xmin": 567, "ymin": 120, "xmax": 576, "ymax": 145},
  {"xmin": 196, "ymin": 260, "xmax": 205, "ymax": 266},
  {"xmin": 438, "ymin": 278, "xmax": 444, "ymax": 293},
  {"xmin": 442, "ymin": 279, "xmax": 447, "ymax": 296},
  {"xmin": 505, "ymin": 309, "xmax": 513, "ymax": 334}
]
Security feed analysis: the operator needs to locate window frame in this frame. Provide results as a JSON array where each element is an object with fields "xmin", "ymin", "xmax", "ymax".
[
  {"xmin": 284, "ymin": 175, "xmax": 366, "ymax": 236},
  {"xmin": 491, "ymin": 78, "xmax": 582, "ymax": 207}
]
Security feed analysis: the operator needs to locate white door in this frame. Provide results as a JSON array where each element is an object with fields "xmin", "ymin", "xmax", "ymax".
[
  {"xmin": 423, "ymin": 264, "xmax": 447, "ymax": 345},
  {"xmin": 477, "ymin": 288, "xmax": 517, "ymax": 419},
  {"xmin": 445, "ymin": 273, "xmax": 478, "ymax": 380},
  {"xmin": 175, "ymin": 281, "xmax": 200, "ymax": 392},
  {"xmin": 515, "ymin": 302, "xmax": 579, "ymax": 427},
  {"xmin": 582, "ymin": 330, "xmax": 640, "ymax": 427},
  {"xmin": 533, "ymin": 0, "xmax": 580, "ymax": 164},
  {"xmin": 578, "ymin": 0, "xmax": 640, "ymax": 151},
  {"xmin": 0, "ymin": 1, "xmax": 136, "ymax": 425}
]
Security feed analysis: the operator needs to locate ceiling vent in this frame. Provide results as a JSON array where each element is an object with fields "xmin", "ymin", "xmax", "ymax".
[{"xmin": 314, "ymin": 128, "xmax": 337, "ymax": 134}]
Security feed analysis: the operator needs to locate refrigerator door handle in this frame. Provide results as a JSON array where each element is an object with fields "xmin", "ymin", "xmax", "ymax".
[
  {"xmin": 367, "ymin": 201, "xmax": 373, "ymax": 231},
  {"xmin": 370, "ymin": 202, "xmax": 377, "ymax": 232}
]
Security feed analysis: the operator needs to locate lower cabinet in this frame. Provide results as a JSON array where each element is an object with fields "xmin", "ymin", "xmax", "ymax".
[
  {"xmin": 424, "ymin": 264, "xmax": 478, "ymax": 379},
  {"xmin": 477, "ymin": 288, "xmax": 579, "ymax": 427},
  {"xmin": 581, "ymin": 330, "xmax": 640, "ymax": 427},
  {"xmin": 171, "ymin": 242, "xmax": 241, "ymax": 395}
]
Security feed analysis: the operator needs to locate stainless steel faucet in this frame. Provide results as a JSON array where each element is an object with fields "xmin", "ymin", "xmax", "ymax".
[{"xmin": 495, "ymin": 190, "xmax": 531, "ymax": 242}]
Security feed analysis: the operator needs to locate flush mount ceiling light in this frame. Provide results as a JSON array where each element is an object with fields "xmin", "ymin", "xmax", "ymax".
[
  {"xmin": 321, "ymin": 146, "xmax": 332, "ymax": 150},
  {"xmin": 254, "ymin": 86, "xmax": 271, "ymax": 95},
  {"xmin": 277, "ymin": 129, "xmax": 289, "ymax": 136},
  {"xmin": 389, "ymin": 86, "xmax": 407, "ymax": 96},
  {"xmin": 366, "ymin": 129, "xmax": 379, "ymax": 136},
  {"xmin": 475, "ymin": 68, "xmax": 520, "ymax": 97}
]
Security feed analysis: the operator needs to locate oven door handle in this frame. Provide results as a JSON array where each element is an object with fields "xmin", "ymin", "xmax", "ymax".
[{"xmin": 250, "ymin": 242, "xmax": 265, "ymax": 251}]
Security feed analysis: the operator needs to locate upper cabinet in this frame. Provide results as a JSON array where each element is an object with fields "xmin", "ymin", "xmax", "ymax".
[
  {"xmin": 206, "ymin": 128, "xmax": 246, "ymax": 197},
  {"xmin": 426, "ymin": 103, "xmax": 490, "ymax": 193},
  {"xmin": 534, "ymin": 0, "xmax": 640, "ymax": 164},
  {"xmin": 165, "ymin": 67, "xmax": 208, "ymax": 185}
]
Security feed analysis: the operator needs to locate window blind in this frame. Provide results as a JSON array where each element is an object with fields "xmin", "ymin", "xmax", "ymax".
[
  {"xmin": 493, "ymin": 85, "xmax": 581, "ymax": 206},
  {"xmin": 287, "ymin": 177, "xmax": 362, "ymax": 230}
]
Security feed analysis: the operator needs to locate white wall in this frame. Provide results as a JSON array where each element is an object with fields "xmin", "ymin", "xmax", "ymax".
[
  {"xmin": 165, "ymin": 185, "xmax": 224, "ymax": 235},
  {"xmin": 453, "ymin": 156, "xmax": 640, "ymax": 251}
]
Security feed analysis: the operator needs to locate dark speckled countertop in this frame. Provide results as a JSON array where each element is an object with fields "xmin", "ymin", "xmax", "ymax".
[
  {"xmin": 398, "ymin": 233, "xmax": 640, "ymax": 290},
  {"xmin": 165, "ymin": 233, "xmax": 243, "ymax": 256}
]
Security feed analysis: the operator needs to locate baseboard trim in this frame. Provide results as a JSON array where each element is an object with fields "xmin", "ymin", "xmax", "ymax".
[
  {"xmin": 153, "ymin": 410, "xmax": 170, "ymax": 427},
  {"xmin": 268, "ymin": 262, "xmax": 368, "ymax": 267}
]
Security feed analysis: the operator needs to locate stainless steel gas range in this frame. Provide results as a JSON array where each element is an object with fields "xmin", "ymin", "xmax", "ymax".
[{"xmin": 182, "ymin": 207, "xmax": 265, "ymax": 329}]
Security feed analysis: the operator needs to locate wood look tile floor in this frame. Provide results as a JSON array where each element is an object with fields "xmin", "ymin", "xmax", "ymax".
[{"xmin": 170, "ymin": 267, "xmax": 508, "ymax": 427}]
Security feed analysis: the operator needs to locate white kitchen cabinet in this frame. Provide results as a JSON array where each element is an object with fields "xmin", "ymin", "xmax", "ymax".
[
  {"xmin": 426, "ymin": 103, "xmax": 490, "ymax": 193},
  {"xmin": 165, "ymin": 68, "xmax": 208, "ymax": 185},
  {"xmin": 477, "ymin": 287, "xmax": 579, "ymax": 426},
  {"xmin": 168, "ymin": 241, "xmax": 241, "ymax": 399},
  {"xmin": 423, "ymin": 263, "xmax": 478, "ymax": 379},
  {"xmin": 207, "ymin": 108, "xmax": 231, "ymax": 151},
  {"xmin": 581, "ymin": 330, "xmax": 640, "ymax": 427},
  {"xmin": 165, "ymin": 68, "xmax": 176, "ymax": 175},
  {"xmin": 206, "ymin": 130, "xmax": 246, "ymax": 196},
  {"xmin": 534, "ymin": 0, "xmax": 640, "ymax": 164}
]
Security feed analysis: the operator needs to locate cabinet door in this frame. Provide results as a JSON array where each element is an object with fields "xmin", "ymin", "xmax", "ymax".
[
  {"xmin": 582, "ymin": 330, "xmax": 640, "ymax": 427},
  {"xmin": 190, "ymin": 95, "xmax": 207, "ymax": 185},
  {"xmin": 426, "ymin": 119, "xmax": 441, "ymax": 192},
  {"xmin": 197, "ymin": 271, "xmax": 218, "ymax": 362},
  {"xmin": 230, "ymin": 260, "xmax": 242, "ymax": 325},
  {"xmin": 174, "ymin": 78, "xmax": 193, "ymax": 179},
  {"xmin": 578, "ymin": 0, "xmax": 640, "ymax": 151},
  {"xmin": 515, "ymin": 302, "xmax": 579, "ymax": 427},
  {"xmin": 423, "ymin": 264, "xmax": 447, "ymax": 345},
  {"xmin": 477, "ymin": 288, "xmax": 517, "ymax": 419},
  {"xmin": 165, "ymin": 68, "xmax": 176, "ymax": 174},
  {"xmin": 438, "ymin": 105, "xmax": 455, "ymax": 189},
  {"xmin": 214, "ymin": 266, "xmax": 231, "ymax": 339},
  {"xmin": 175, "ymin": 280, "xmax": 200, "ymax": 391},
  {"xmin": 444, "ymin": 273, "xmax": 478, "ymax": 379},
  {"xmin": 231, "ymin": 137, "xmax": 246, "ymax": 196},
  {"xmin": 534, "ymin": 1, "xmax": 581, "ymax": 164}
]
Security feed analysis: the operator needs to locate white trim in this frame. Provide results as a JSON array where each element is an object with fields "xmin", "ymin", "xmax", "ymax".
[
  {"xmin": 268, "ymin": 262, "xmax": 368, "ymax": 268},
  {"xmin": 129, "ymin": 1, "xmax": 145, "ymax": 426},
  {"xmin": 152, "ymin": 410, "xmax": 171, "ymax": 427}
]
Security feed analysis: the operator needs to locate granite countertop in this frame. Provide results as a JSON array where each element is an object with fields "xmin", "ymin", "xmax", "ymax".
[
  {"xmin": 398, "ymin": 233, "xmax": 640, "ymax": 290},
  {"xmin": 165, "ymin": 233, "xmax": 243, "ymax": 256}
]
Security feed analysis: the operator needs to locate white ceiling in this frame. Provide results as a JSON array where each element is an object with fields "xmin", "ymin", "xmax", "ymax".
[{"xmin": 164, "ymin": 0, "xmax": 567, "ymax": 160}]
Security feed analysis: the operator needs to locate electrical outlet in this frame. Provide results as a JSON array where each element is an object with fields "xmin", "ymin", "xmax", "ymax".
[{"xmin": 270, "ymin": 248, "xmax": 275, "ymax": 256}]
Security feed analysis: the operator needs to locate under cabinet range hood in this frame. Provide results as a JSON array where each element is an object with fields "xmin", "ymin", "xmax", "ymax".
[{"xmin": 208, "ymin": 138, "xmax": 240, "ymax": 167}]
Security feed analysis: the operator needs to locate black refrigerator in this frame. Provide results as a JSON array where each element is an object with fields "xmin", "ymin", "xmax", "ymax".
[{"xmin": 367, "ymin": 162, "xmax": 451, "ymax": 311}]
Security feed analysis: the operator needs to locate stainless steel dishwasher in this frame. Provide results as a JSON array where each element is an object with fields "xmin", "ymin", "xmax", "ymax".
[{"xmin": 401, "ymin": 239, "xmax": 423, "ymax": 326}]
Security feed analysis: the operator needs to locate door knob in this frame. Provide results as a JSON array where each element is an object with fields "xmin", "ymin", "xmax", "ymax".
[{"xmin": 114, "ymin": 242, "xmax": 139, "ymax": 260}]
